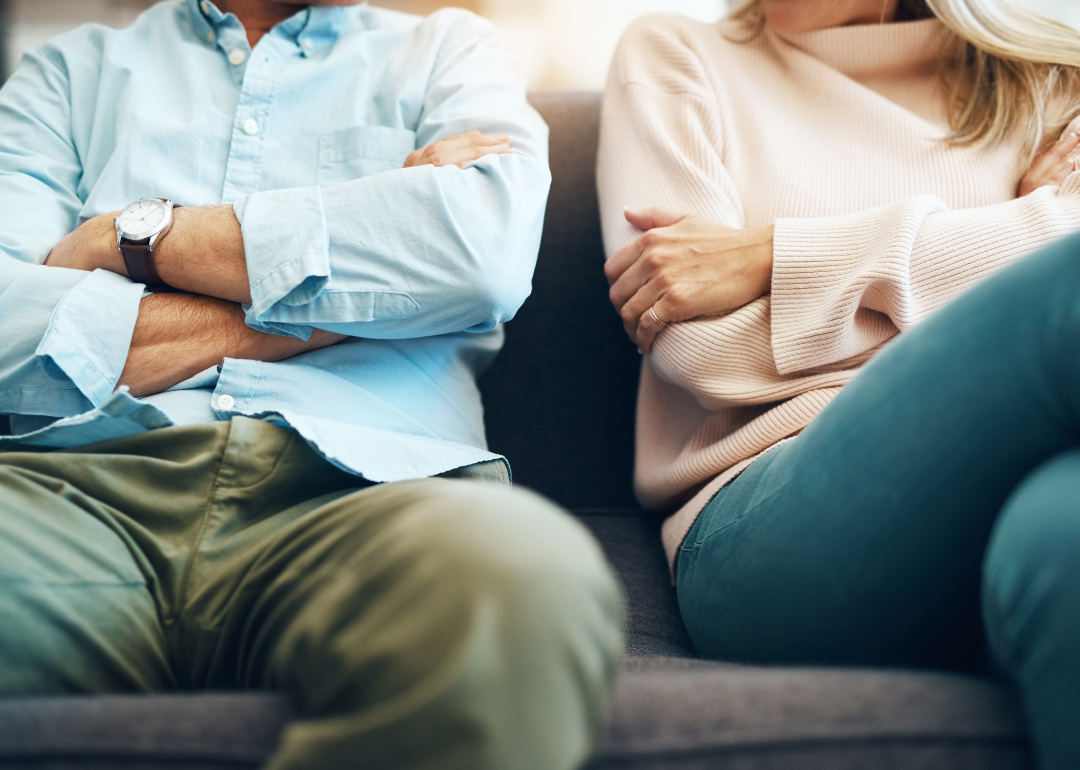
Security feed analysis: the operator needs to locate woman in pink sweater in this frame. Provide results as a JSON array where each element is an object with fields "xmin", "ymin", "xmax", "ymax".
[{"xmin": 598, "ymin": 0, "xmax": 1080, "ymax": 765}]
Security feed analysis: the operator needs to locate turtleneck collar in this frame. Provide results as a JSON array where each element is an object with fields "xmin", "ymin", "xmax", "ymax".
[{"xmin": 770, "ymin": 18, "xmax": 949, "ymax": 80}]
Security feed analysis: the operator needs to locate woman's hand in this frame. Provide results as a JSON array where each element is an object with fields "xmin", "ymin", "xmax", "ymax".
[
  {"xmin": 605, "ymin": 208, "xmax": 774, "ymax": 353},
  {"xmin": 404, "ymin": 131, "xmax": 511, "ymax": 170},
  {"xmin": 1018, "ymin": 131, "xmax": 1080, "ymax": 197}
]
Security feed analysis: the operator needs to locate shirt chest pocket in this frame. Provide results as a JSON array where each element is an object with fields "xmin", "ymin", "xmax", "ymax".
[{"xmin": 317, "ymin": 125, "xmax": 417, "ymax": 186}]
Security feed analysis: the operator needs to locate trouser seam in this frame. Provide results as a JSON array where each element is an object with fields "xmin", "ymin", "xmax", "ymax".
[
  {"xmin": 167, "ymin": 424, "xmax": 235, "ymax": 625},
  {"xmin": 169, "ymin": 427, "xmax": 301, "ymax": 629}
]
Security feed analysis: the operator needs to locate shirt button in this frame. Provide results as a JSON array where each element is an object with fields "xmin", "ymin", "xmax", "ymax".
[
  {"xmin": 207, "ymin": 31, "xmax": 215, "ymax": 43},
  {"xmin": 199, "ymin": 0, "xmax": 210, "ymax": 14},
  {"xmin": 228, "ymin": 49, "xmax": 246, "ymax": 66},
  {"xmin": 216, "ymin": 394, "xmax": 236, "ymax": 411},
  {"xmin": 242, "ymin": 118, "xmax": 259, "ymax": 135},
  {"xmin": 301, "ymin": 38, "xmax": 314, "ymax": 49}
]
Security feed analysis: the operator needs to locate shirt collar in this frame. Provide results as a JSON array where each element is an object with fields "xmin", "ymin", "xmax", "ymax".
[{"xmin": 185, "ymin": 0, "xmax": 349, "ymax": 54}]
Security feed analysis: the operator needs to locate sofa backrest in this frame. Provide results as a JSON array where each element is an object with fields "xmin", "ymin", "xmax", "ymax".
[{"xmin": 479, "ymin": 91, "xmax": 642, "ymax": 511}]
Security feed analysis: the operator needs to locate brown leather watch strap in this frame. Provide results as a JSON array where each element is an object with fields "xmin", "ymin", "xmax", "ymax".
[
  {"xmin": 118, "ymin": 201, "xmax": 180, "ymax": 291},
  {"xmin": 119, "ymin": 242, "xmax": 168, "ymax": 290}
]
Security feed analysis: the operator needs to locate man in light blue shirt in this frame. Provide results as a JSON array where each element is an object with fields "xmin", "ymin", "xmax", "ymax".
[{"xmin": 0, "ymin": 1, "xmax": 623, "ymax": 767}]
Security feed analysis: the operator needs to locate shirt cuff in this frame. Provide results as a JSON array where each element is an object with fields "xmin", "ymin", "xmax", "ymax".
[
  {"xmin": 233, "ymin": 185, "xmax": 330, "ymax": 337},
  {"xmin": 35, "ymin": 268, "xmax": 144, "ymax": 405}
]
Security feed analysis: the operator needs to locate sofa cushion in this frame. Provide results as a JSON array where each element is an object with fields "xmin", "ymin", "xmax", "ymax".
[
  {"xmin": 0, "ymin": 662, "xmax": 1030, "ymax": 770},
  {"xmin": 589, "ymin": 657, "xmax": 1031, "ymax": 769},
  {"xmin": 0, "ymin": 693, "xmax": 295, "ymax": 769},
  {"xmin": 579, "ymin": 511, "xmax": 696, "ymax": 659}
]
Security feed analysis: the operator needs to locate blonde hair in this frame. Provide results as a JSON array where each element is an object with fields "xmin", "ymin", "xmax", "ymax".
[{"xmin": 728, "ymin": 0, "xmax": 1080, "ymax": 158}]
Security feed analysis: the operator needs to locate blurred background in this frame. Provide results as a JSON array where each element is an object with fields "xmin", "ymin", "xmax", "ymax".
[{"xmin": 0, "ymin": 0, "xmax": 1078, "ymax": 89}]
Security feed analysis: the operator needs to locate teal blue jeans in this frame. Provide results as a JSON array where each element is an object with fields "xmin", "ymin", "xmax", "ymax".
[{"xmin": 677, "ymin": 233, "xmax": 1080, "ymax": 770}]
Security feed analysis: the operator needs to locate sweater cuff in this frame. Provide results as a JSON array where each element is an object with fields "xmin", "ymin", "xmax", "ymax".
[{"xmin": 770, "ymin": 195, "xmax": 946, "ymax": 376}]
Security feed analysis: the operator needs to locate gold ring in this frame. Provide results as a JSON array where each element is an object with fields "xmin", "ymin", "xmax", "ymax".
[{"xmin": 648, "ymin": 307, "xmax": 667, "ymax": 326}]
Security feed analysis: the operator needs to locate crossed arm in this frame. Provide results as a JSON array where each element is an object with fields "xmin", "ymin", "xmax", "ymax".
[
  {"xmin": 606, "ymin": 127, "xmax": 1080, "ymax": 354},
  {"xmin": 43, "ymin": 132, "xmax": 512, "ymax": 397}
]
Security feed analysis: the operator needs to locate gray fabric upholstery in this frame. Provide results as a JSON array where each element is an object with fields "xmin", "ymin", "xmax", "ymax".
[
  {"xmin": 0, "ymin": 90, "xmax": 1034, "ymax": 770},
  {"xmin": 479, "ymin": 91, "xmax": 642, "ymax": 511},
  {"xmin": 0, "ymin": 693, "xmax": 296, "ymax": 769},
  {"xmin": 579, "ymin": 512, "xmax": 695, "ymax": 659},
  {"xmin": 592, "ymin": 658, "xmax": 1031, "ymax": 769}
]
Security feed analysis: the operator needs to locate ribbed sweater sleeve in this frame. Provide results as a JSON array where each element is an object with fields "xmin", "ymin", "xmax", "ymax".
[
  {"xmin": 598, "ymin": 17, "xmax": 745, "ymax": 260},
  {"xmin": 771, "ymin": 176, "xmax": 1080, "ymax": 374}
]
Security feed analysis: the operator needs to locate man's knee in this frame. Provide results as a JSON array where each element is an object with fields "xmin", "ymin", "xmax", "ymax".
[
  {"xmin": 982, "ymin": 449, "xmax": 1080, "ymax": 665},
  {"xmin": 262, "ymin": 479, "xmax": 624, "ymax": 770},
  {"xmin": 404, "ymin": 480, "xmax": 619, "ymax": 599},
  {"xmin": 361, "ymin": 479, "xmax": 626, "ymax": 670}
]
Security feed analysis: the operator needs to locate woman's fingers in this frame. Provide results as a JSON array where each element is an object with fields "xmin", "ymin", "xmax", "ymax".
[
  {"xmin": 618, "ymin": 274, "xmax": 672, "ymax": 349},
  {"xmin": 1019, "ymin": 132, "xmax": 1080, "ymax": 196},
  {"xmin": 608, "ymin": 243, "xmax": 662, "ymax": 312},
  {"xmin": 604, "ymin": 239, "xmax": 644, "ymax": 286},
  {"xmin": 624, "ymin": 207, "xmax": 685, "ymax": 231},
  {"xmin": 1049, "ymin": 132, "xmax": 1080, "ymax": 163},
  {"xmin": 1040, "ymin": 133, "xmax": 1080, "ymax": 180},
  {"xmin": 635, "ymin": 298, "xmax": 673, "ymax": 353},
  {"xmin": 606, "ymin": 209, "xmax": 687, "ymax": 286}
]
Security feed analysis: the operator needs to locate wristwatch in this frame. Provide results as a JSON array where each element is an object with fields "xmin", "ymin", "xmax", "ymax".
[{"xmin": 114, "ymin": 198, "xmax": 179, "ymax": 290}]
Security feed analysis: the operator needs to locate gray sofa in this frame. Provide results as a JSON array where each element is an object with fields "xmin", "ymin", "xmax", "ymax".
[{"xmin": 0, "ymin": 91, "xmax": 1034, "ymax": 770}]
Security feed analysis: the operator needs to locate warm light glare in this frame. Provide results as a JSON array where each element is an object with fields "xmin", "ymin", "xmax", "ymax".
[{"xmin": 1, "ymin": 0, "xmax": 1079, "ymax": 85}]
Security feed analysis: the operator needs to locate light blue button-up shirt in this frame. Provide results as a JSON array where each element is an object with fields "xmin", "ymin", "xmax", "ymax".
[{"xmin": 0, "ymin": 0, "xmax": 549, "ymax": 480}]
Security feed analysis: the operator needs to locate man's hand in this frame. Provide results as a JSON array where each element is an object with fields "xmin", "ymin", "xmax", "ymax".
[
  {"xmin": 118, "ymin": 293, "xmax": 346, "ymax": 397},
  {"xmin": 45, "ymin": 212, "xmax": 123, "ymax": 273},
  {"xmin": 1019, "ymin": 131, "xmax": 1080, "ymax": 197},
  {"xmin": 605, "ymin": 208, "xmax": 773, "ymax": 353},
  {"xmin": 404, "ymin": 131, "xmax": 511, "ymax": 170}
]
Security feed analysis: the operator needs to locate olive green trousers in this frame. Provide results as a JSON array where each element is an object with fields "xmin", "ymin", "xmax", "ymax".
[{"xmin": 0, "ymin": 417, "xmax": 624, "ymax": 770}]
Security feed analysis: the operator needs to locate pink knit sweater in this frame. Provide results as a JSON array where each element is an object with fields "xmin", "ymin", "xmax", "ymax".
[{"xmin": 597, "ymin": 15, "xmax": 1080, "ymax": 567}]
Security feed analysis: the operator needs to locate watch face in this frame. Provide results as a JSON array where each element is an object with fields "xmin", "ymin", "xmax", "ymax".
[{"xmin": 118, "ymin": 199, "xmax": 167, "ymax": 239}]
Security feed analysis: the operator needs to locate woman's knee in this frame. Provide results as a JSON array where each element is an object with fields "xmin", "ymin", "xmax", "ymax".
[{"xmin": 982, "ymin": 449, "xmax": 1080, "ymax": 667}]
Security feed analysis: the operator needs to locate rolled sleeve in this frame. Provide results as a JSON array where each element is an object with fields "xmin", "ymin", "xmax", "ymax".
[
  {"xmin": 234, "ymin": 185, "xmax": 330, "ymax": 339},
  {"xmin": 0, "ymin": 263, "xmax": 143, "ymax": 415}
]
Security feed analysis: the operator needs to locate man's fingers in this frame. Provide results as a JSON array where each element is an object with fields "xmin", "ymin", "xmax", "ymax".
[
  {"xmin": 425, "ymin": 132, "xmax": 512, "ymax": 153},
  {"xmin": 407, "ymin": 135, "xmax": 513, "ymax": 168},
  {"xmin": 624, "ymin": 207, "xmax": 685, "ymax": 232},
  {"xmin": 452, "ymin": 143, "xmax": 512, "ymax": 168}
]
